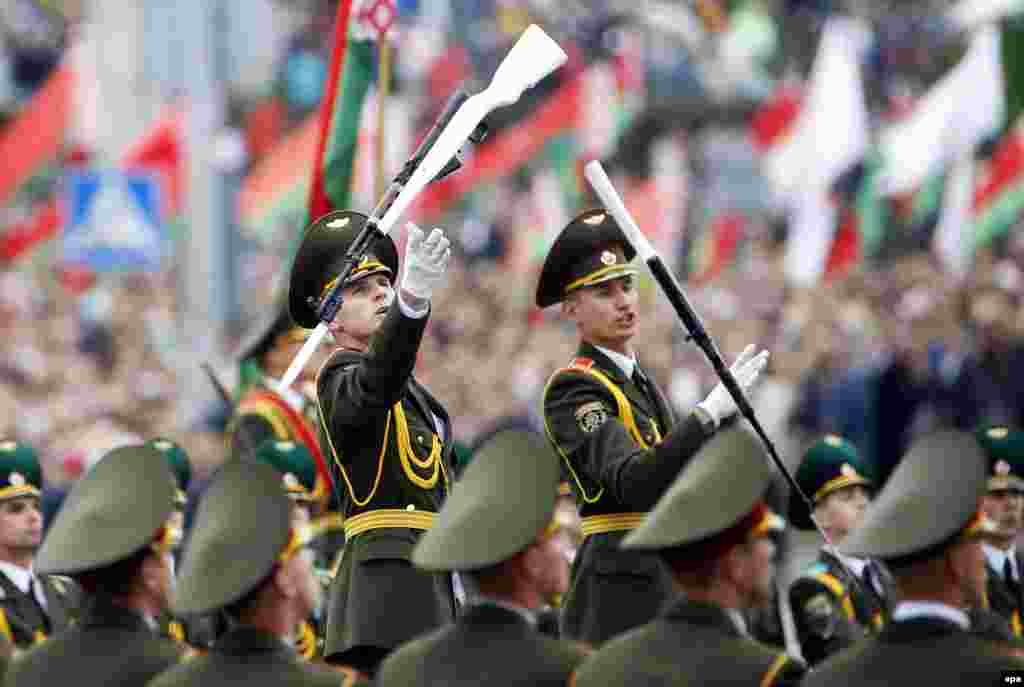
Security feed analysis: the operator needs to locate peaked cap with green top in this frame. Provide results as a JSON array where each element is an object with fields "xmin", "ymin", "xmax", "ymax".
[
  {"xmin": 789, "ymin": 434, "xmax": 874, "ymax": 531},
  {"xmin": 0, "ymin": 439, "xmax": 42, "ymax": 501},
  {"xmin": 412, "ymin": 430, "xmax": 560, "ymax": 572},
  {"xmin": 253, "ymin": 439, "xmax": 322, "ymax": 503},
  {"xmin": 976, "ymin": 425, "xmax": 1024, "ymax": 493},
  {"xmin": 173, "ymin": 459, "xmax": 301, "ymax": 616},
  {"xmin": 36, "ymin": 444, "xmax": 177, "ymax": 575},
  {"xmin": 145, "ymin": 437, "xmax": 191, "ymax": 507},
  {"xmin": 623, "ymin": 426, "xmax": 783, "ymax": 551}
]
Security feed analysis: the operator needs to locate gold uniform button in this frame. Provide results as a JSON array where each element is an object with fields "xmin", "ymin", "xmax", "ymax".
[
  {"xmin": 406, "ymin": 504, "xmax": 416, "ymax": 512},
  {"xmin": 417, "ymin": 435, "xmax": 425, "ymax": 444},
  {"xmin": 645, "ymin": 435, "xmax": 654, "ymax": 443}
]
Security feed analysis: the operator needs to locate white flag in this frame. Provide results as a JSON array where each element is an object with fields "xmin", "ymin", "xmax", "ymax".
[{"xmin": 933, "ymin": 155, "xmax": 976, "ymax": 279}]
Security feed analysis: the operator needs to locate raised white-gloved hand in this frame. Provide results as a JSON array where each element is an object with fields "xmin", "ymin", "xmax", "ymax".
[
  {"xmin": 401, "ymin": 222, "xmax": 451, "ymax": 301},
  {"xmin": 696, "ymin": 344, "xmax": 770, "ymax": 427}
]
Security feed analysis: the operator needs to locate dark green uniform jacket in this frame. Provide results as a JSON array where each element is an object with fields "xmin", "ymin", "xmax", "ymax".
[
  {"xmin": 0, "ymin": 570, "xmax": 77, "ymax": 650},
  {"xmin": 316, "ymin": 305, "xmax": 456, "ymax": 664},
  {"xmin": 570, "ymin": 598, "xmax": 806, "ymax": 686},
  {"xmin": 542, "ymin": 343, "xmax": 712, "ymax": 644},
  {"xmin": 144, "ymin": 626, "xmax": 368, "ymax": 687},
  {"xmin": 803, "ymin": 613, "xmax": 1024, "ymax": 686},
  {"xmin": 985, "ymin": 549, "xmax": 1024, "ymax": 638},
  {"xmin": 5, "ymin": 594, "xmax": 183, "ymax": 686},
  {"xmin": 788, "ymin": 549, "xmax": 894, "ymax": 665},
  {"xmin": 376, "ymin": 602, "xmax": 589, "ymax": 686}
]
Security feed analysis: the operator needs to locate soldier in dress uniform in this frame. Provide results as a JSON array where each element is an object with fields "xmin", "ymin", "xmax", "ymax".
[
  {"xmin": 287, "ymin": 211, "xmax": 457, "ymax": 674},
  {"xmin": 570, "ymin": 426, "xmax": 806, "ymax": 686},
  {"xmin": 222, "ymin": 305, "xmax": 344, "ymax": 573},
  {"xmin": 376, "ymin": 430, "xmax": 589, "ymax": 686},
  {"xmin": 144, "ymin": 460, "xmax": 368, "ymax": 687},
  {"xmin": 0, "ymin": 440, "xmax": 78, "ymax": 653},
  {"xmin": 144, "ymin": 438, "xmax": 221, "ymax": 651},
  {"xmin": 803, "ymin": 431, "xmax": 1024, "ymax": 686},
  {"xmin": 536, "ymin": 209, "xmax": 770, "ymax": 644},
  {"xmin": 252, "ymin": 439, "xmax": 334, "ymax": 660},
  {"xmin": 6, "ymin": 445, "xmax": 184, "ymax": 686},
  {"xmin": 976, "ymin": 425, "xmax": 1024, "ymax": 638},
  {"xmin": 786, "ymin": 435, "xmax": 896, "ymax": 664}
]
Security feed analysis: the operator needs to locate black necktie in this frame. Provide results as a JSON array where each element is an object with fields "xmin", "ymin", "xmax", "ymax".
[
  {"xmin": 1005, "ymin": 558, "xmax": 1019, "ymax": 594},
  {"xmin": 632, "ymin": 366, "xmax": 650, "ymax": 395}
]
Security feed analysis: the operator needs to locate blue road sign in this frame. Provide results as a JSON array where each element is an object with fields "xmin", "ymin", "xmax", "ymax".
[{"xmin": 62, "ymin": 169, "xmax": 165, "ymax": 272}]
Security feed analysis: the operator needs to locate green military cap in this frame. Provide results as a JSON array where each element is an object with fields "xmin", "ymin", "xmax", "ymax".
[
  {"xmin": 412, "ymin": 430, "xmax": 560, "ymax": 571},
  {"xmin": 36, "ymin": 444, "xmax": 177, "ymax": 575},
  {"xmin": 623, "ymin": 426, "xmax": 780, "ymax": 550},
  {"xmin": 789, "ymin": 434, "xmax": 874, "ymax": 530},
  {"xmin": 976, "ymin": 425, "xmax": 1024, "ymax": 493},
  {"xmin": 145, "ymin": 437, "xmax": 192, "ymax": 507},
  {"xmin": 535, "ymin": 209, "xmax": 639, "ymax": 309},
  {"xmin": 172, "ymin": 459, "xmax": 300, "ymax": 616},
  {"xmin": 253, "ymin": 439, "xmax": 323, "ymax": 504},
  {"xmin": 839, "ymin": 430, "xmax": 998, "ymax": 562},
  {"xmin": 288, "ymin": 210, "xmax": 399, "ymax": 329},
  {"xmin": 0, "ymin": 439, "xmax": 42, "ymax": 501}
]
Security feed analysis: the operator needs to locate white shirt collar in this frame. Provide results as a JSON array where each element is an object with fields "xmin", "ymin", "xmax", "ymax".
[
  {"xmin": 891, "ymin": 601, "xmax": 970, "ymax": 629},
  {"xmin": 0, "ymin": 561, "xmax": 33, "ymax": 595},
  {"xmin": 984, "ymin": 543, "xmax": 1018, "ymax": 580},
  {"xmin": 265, "ymin": 376, "xmax": 306, "ymax": 412},
  {"xmin": 725, "ymin": 608, "xmax": 749, "ymax": 637},
  {"xmin": 592, "ymin": 344, "xmax": 636, "ymax": 379},
  {"xmin": 837, "ymin": 553, "xmax": 870, "ymax": 578}
]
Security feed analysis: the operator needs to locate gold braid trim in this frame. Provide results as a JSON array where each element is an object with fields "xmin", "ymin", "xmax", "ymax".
[
  {"xmin": 813, "ymin": 572, "xmax": 856, "ymax": 621},
  {"xmin": 343, "ymin": 509, "xmax": 437, "ymax": 537},
  {"xmin": 541, "ymin": 365, "xmax": 660, "ymax": 505},
  {"xmin": 580, "ymin": 512, "xmax": 646, "ymax": 538},
  {"xmin": 295, "ymin": 621, "xmax": 318, "ymax": 660},
  {"xmin": 760, "ymin": 653, "xmax": 790, "ymax": 687}
]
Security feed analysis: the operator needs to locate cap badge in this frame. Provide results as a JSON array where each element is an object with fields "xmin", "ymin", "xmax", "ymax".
[
  {"xmin": 824, "ymin": 435, "xmax": 843, "ymax": 447},
  {"xmin": 997, "ymin": 460, "xmax": 1012, "ymax": 475},
  {"xmin": 152, "ymin": 439, "xmax": 173, "ymax": 451},
  {"xmin": 600, "ymin": 250, "xmax": 617, "ymax": 266},
  {"xmin": 989, "ymin": 427, "xmax": 1010, "ymax": 440},
  {"xmin": 840, "ymin": 463, "xmax": 858, "ymax": 478},
  {"xmin": 276, "ymin": 441, "xmax": 295, "ymax": 451},
  {"xmin": 283, "ymin": 473, "xmax": 300, "ymax": 489},
  {"xmin": 326, "ymin": 216, "xmax": 350, "ymax": 229},
  {"xmin": 9, "ymin": 472, "xmax": 25, "ymax": 487},
  {"xmin": 583, "ymin": 212, "xmax": 606, "ymax": 226},
  {"xmin": 0, "ymin": 441, "xmax": 14, "ymax": 452}
]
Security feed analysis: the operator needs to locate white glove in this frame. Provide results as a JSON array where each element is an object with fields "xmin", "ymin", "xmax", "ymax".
[
  {"xmin": 697, "ymin": 344, "xmax": 771, "ymax": 427},
  {"xmin": 401, "ymin": 222, "xmax": 451, "ymax": 301}
]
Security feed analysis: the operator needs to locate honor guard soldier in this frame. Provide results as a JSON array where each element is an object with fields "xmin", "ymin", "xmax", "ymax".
[
  {"xmin": 145, "ymin": 459, "xmax": 368, "ymax": 687},
  {"xmin": 252, "ymin": 439, "xmax": 333, "ymax": 659},
  {"xmin": 0, "ymin": 440, "xmax": 77, "ymax": 653},
  {"xmin": 536, "ymin": 209, "xmax": 769, "ymax": 644},
  {"xmin": 786, "ymin": 435, "xmax": 895, "ymax": 664},
  {"xmin": 570, "ymin": 427, "xmax": 805, "ymax": 687},
  {"xmin": 6, "ymin": 445, "xmax": 185, "ymax": 687},
  {"xmin": 223, "ymin": 306, "xmax": 343, "ymax": 572},
  {"xmin": 377, "ymin": 430, "xmax": 589, "ymax": 686},
  {"xmin": 288, "ymin": 211, "xmax": 457, "ymax": 675},
  {"xmin": 977, "ymin": 425, "xmax": 1024, "ymax": 637},
  {"xmin": 803, "ymin": 431, "xmax": 1024, "ymax": 686}
]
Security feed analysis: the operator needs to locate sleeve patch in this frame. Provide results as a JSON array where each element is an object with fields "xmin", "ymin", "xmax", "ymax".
[{"xmin": 575, "ymin": 401, "xmax": 610, "ymax": 433}]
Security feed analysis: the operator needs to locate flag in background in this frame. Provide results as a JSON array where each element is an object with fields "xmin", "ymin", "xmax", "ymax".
[{"xmin": 305, "ymin": 0, "xmax": 377, "ymax": 223}]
